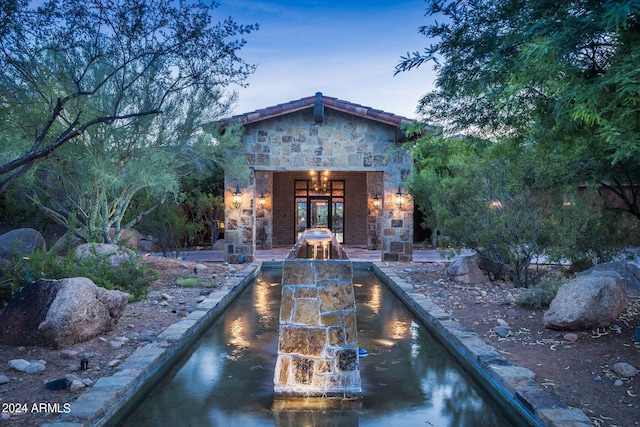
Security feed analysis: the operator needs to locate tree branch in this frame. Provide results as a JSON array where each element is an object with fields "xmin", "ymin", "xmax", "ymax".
[{"xmin": 0, "ymin": 108, "xmax": 162, "ymax": 178}]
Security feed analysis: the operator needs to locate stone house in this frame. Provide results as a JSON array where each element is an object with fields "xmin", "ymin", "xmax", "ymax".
[{"xmin": 222, "ymin": 92, "xmax": 415, "ymax": 263}]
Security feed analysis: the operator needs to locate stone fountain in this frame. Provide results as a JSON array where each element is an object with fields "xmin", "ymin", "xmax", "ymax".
[{"xmin": 273, "ymin": 228, "xmax": 362, "ymax": 406}]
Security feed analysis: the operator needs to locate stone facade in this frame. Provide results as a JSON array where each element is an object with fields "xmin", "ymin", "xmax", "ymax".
[{"xmin": 224, "ymin": 93, "xmax": 414, "ymax": 263}]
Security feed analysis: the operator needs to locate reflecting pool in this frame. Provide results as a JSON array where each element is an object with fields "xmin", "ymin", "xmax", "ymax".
[{"xmin": 121, "ymin": 269, "xmax": 520, "ymax": 426}]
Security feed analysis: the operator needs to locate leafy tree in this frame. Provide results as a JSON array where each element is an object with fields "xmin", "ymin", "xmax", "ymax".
[
  {"xmin": 0, "ymin": 0, "xmax": 257, "ymax": 193},
  {"xmin": 397, "ymin": 0, "xmax": 640, "ymax": 221},
  {"xmin": 179, "ymin": 168, "xmax": 226, "ymax": 248},
  {"xmin": 406, "ymin": 128, "xmax": 633, "ymax": 286}
]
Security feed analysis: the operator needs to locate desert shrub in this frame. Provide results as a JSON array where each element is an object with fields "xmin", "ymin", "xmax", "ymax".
[
  {"xmin": 10, "ymin": 249, "xmax": 76, "ymax": 286},
  {"xmin": 543, "ymin": 194, "xmax": 639, "ymax": 271},
  {"xmin": 407, "ymin": 129, "xmax": 633, "ymax": 287},
  {"xmin": 135, "ymin": 200, "xmax": 201, "ymax": 258},
  {"xmin": 176, "ymin": 277, "xmax": 218, "ymax": 288},
  {"xmin": 6, "ymin": 248, "xmax": 157, "ymax": 301},
  {"xmin": 0, "ymin": 263, "xmax": 13, "ymax": 305},
  {"xmin": 72, "ymin": 256, "xmax": 158, "ymax": 301},
  {"xmin": 516, "ymin": 270, "xmax": 570, "ymax": 309}
]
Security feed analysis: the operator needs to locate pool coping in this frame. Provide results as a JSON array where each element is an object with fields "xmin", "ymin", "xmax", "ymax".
[
  {"xmin": 371, "ymin": 263, "xmax": 593, "ymax": 427},
  {"xmin": 42, "ymin": 262, "xmax": 262, "ymax": 427},
  {"xmin": 42, "ymin": 261, "xmax": 592, "ymax": 427}
]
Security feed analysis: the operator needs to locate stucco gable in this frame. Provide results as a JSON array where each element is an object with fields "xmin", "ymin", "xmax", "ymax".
[{"xmin": 226, "ymin": 92, "xmax": 414, "ymax": 128}]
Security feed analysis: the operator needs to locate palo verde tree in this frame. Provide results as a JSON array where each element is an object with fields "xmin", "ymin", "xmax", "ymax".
[
  {"xmin": 0, "ymin": 0, "xmax": 257, "ymax": 193},
  {"xmin": 27, "ymin": 95, "xmax": 245, "ymax": 244},
  {"xmin": 397, "ymin": 0, "xmax": 640, "ymax": 222}
]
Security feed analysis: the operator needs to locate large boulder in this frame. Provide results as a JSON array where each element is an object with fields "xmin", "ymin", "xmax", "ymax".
[
  {"xmin": 212, "ymin": 239, "xmax": 226, "ymax": 250},
  {"xmin": 578, "ymin": 260, "xmax": 640, "ymax": 292},
  {"xmin": 0, "ymin": 228, "xmax": 46, "ymax": 259},
  {"xmin": 51, "ymin": 228, "xmax": 141, "ymax": 255},
  {"xmin": 49, "ymin": 230, "xmax": 87, "ymax": 256},
  {"xmin": 0, "ymin": 277, "xmax": 128, "ymax": 348},
  {"xmin": 543, "ymin": 270, "xmax": 627, "ymax": 330},
  {"xmin": 74, "ymin": 243, "xmax": 136, "ymax": 268},
  {"xmin": 446, "ymin": 256, "xmax": 487, "ymax": 284},
  {"xmin": 112, "ymin": 228, "xmax": 141, "ymax": 250}
]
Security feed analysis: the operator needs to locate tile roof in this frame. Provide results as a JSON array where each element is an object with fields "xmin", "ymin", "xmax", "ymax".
[{"xmin": 225, "ymin": 92, "xmax": 414, "ymax": 127}]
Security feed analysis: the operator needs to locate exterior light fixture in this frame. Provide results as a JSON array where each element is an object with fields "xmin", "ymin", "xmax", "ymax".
[
  {"xmin": 258, "ymin": 192, "xmax": 266, "ymax": 208},
  {"xmin": 489, "ymin": 200, "xmax": 502, "ymax": 210},
  {"xmin": 395, "ymin": 188, "xmax": 404, "ymax": 208},
  {"xmin": 232, "ymin": 183, "xmax": 242, "ymax": 209},
  {"xmin": 373, "ymin": 193, "xmax": 381, "ymax": 209}
]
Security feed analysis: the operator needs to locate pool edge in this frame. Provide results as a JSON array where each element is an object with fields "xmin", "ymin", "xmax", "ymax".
[
  {"xmin": 42, "ymin": 262, "xmax": 261, "ymax": 427},
  {"xmin": 371, "ymin": 262, "xmax": 592, "ymax": 427}
]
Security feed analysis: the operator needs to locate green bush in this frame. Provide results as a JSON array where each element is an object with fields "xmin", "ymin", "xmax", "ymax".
[
  {"xmin": 135, "ymin": 200, "xmax": 202, "ymax": 258},
  {"xmin": 176, "ymin": 277, "xmax": 218, "ymax": 288},
  {"xmin": 5, "ymin": 248, "xmax": 157, "ymax": 302},
  {"xmin": 72, "ymin": 256, "xmax": 158, "ymax": 301},
  {"xmin": 406, "ymin": 129, "xmax": 634, "ymax": 287},
  {"xmin": 0, "ymin": 263, "xmax": 12, "ymax": 305},
  {"xmin": 516, "ymin": 270, "xmax": 569, "ymax": 309}
]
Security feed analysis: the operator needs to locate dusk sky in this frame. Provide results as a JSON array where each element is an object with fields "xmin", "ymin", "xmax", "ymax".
[{"xmin": 217, "ymin": 0, "xmax": 437, "ymax": 119}]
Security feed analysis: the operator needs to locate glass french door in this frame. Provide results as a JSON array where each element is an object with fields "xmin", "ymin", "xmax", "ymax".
[
  {"xmin": 295, "ymin": 180, "xmax": 344, "ymax": 243},
  {"xmin": 309, "ymin": 197, "xmax": 329, "ymax": 228}
]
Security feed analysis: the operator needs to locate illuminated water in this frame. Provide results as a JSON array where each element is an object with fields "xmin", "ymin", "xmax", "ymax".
[{"xmin": 120, "ymin": 270, "xmax": 519, "ymax": 426}]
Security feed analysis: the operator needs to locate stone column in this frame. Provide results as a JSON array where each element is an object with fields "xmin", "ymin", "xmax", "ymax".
[
  {"xmin": 273, "ymin": 233, "xmax": 361, "ymax": 400},
  {"xmin": 381, "ymin": 173, "xmax": 413, "ymax": 262},
  {"xmin": 254, "ymin": 171, "xmax": 272, "ymax": 250},
  {"xmin": 224, "ymin": 175, "xmax": 255, "ymax": 264},
  {"xmin": 367, "ymin": 172, "xmax": 384, "ymax": 250}
]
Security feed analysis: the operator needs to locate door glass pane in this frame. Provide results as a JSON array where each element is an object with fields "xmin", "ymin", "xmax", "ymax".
[
  {"xmin": 295, "ymin": 180, "xmax": 308, "ymax": 197},
  {"xmin": 310, "ymin": 199, "xmax": 329, "ymax": 228},
  {"xmin": 296, "ymin": 199, "xmax": 307, "ymax": 240},
  {"xmin": 332, "ymin": 200, "xmax": 344, "ymax": 244}
]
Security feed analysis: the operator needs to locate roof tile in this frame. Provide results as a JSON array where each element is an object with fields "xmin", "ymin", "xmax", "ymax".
[{"xmin": 224, "ymin": 92, "xmax": 413, "ymax": 127}]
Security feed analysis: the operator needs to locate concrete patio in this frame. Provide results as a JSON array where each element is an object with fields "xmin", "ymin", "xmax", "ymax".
[{"xmin": 153, "ymin": 246, "xmax": 475, "ymax": 263}]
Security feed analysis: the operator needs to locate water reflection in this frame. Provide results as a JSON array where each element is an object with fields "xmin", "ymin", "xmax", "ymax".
[
  {"xmin": 122, "ymin": 270, "xmax": 518, "ymax": 427},
  {"xmin": 361, "ymin": 280, "xmax": 382, "ymax": 315}
]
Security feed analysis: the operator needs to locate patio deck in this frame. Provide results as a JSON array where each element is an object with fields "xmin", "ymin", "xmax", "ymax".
[{"xmin": 158, "ymin": 246, "xmax": 474, "ymax": 263}]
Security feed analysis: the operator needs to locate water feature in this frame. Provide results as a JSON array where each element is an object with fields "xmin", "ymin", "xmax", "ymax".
[
  {"xmin": 274, "ymin": 228, "xmax": 361, "ymax": 401},
  {"xmin": 119, "ymin": 268, "xmax": 523, "ymax": 426}
]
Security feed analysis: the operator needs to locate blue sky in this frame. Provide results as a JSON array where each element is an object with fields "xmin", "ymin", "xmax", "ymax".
[{"xmin": 217, "ymin": 0, "xmax": 436, "ymax": 119}]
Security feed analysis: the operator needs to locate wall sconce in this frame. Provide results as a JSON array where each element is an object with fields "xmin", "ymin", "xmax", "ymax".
[
  {"xmin": 232, "ymin": 183, "xmax": 242, "ymax": 209},
  {"xmin": 258, "ymin": 192, "xmax": 266, "ymax": 208},
  {"xmin": 395, "ymin": 188, "xmax": 405, "ymax": 208},
  {"xmin": 373, "ymin": 193, "xmax": 381, "ymax": 209},
  {"xmin": 489, "ymin": 199, "xmax": 502, "ymax": 210}
]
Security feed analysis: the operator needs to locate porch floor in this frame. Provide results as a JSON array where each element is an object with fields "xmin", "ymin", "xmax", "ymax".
[{"xmin": 165, "ymin": 246, "xmax": 474, "ymax": 263}]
